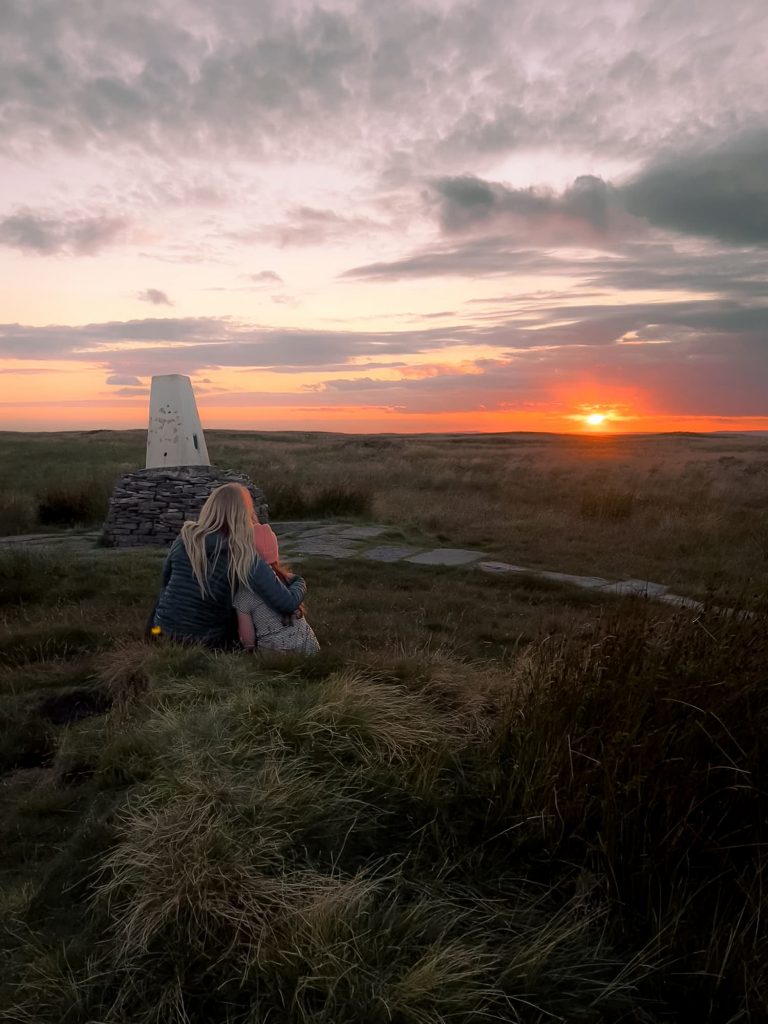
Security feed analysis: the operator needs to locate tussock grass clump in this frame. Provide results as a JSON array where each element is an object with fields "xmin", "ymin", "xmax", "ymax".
[
  {"xmin": 473, "ymin": 608, "xmax": 768, "ymax": 1020},
  {"xmin": 0, "ymin": 625, "xmax": 107, "ymax": 667},
  {"xmin": 577, "ymin": 486, "xmax": 636, "ymax": 521},
  {"xmin": 36, "ymin": 472, "xmax": 115, "ymax": 528},
  {"xmin": 0, "ymin": 658, "xmax": 96, "ymax": 700},
  {"xmin": 52, "ymin": 716, "xmax": 110, "ymax": 784},
  {"xmin": 311, "ymin": 481, "xmax": 372, "ymax": 517},
  {"xmin": 4, "ymin": 660, "xmax": 647, "ymax": 1024},
  {"xmin": 37, "ymin": 488, "xmax": 95, "ymax": 527},
  {"xmin": 0, "ymin": 699, "xmax": 56, "ymax": 773},
  {"xmin": 0, "ymin": 548, "xmax": 111, "ymax": 608},
  {"xmin": 0, "ymin": 549, "xmax": 69, "ymax": 606},
  {"xmin": 266, "ymin": 480, "xmax": 373, "ymax": 519},
  {"xmin": 0, "ymin": 491, "xmax": 37, "ymax": 535}
]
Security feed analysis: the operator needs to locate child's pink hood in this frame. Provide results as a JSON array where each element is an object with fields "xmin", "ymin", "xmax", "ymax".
[{"xmin": 252, "ymin": 522, "xmax": 279, "ymax": 563}]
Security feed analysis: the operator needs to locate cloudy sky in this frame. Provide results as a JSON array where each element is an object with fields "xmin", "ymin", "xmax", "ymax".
[{"xmin": 1, "ymin": 0, "xmax": 767, "ymax": 432}]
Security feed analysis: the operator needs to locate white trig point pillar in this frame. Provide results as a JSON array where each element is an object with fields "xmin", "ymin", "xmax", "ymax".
[{"xmin": 146, "ymin": 374, "xmax": 211, "ymax": 469}]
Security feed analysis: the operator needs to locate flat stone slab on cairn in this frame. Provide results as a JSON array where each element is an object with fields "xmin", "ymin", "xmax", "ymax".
[{"xmin": 102, "ymin": 466, "xmax": 268, "ymax": 548}]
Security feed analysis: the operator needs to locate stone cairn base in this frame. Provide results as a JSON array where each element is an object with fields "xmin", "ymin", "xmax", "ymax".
[{"xmin": 101, "ymin": 466, "xmax": 269, "ymax": 547}]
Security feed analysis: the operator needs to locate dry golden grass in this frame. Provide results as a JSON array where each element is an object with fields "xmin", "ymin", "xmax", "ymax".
[
  {"xmin": 2, "ymin": 427, "xmax": 766, "ymax": 601},
  {"xmin": 216, "ymin": 429, "xmax": 768, "ymax": 600}
]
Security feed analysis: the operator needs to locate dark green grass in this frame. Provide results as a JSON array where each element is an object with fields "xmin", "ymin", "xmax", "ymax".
[
  {"xmin": 266, "ymin": 480, "xmax": 373, "ymax": 518},
  {"xmin": 1, "ymin": 545, "xmax": 766, "ymax": 1022},
  {"xmin": 0, "ymin": 431, "xmax": 140, "ymax": 534}
]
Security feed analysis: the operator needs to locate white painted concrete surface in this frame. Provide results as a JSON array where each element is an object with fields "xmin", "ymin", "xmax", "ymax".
[{"xmin": 146, "ymin": 374, "xmax": 210, "ymax": 469}]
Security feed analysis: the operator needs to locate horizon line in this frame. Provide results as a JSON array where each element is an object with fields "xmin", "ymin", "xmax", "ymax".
[{"xmin": 1, "ymin": 427, "xmax": 767, "ymax": 439}]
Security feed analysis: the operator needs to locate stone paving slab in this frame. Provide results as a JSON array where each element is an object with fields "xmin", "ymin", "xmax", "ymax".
[
  {"xmin": 478, "ymin": 561, "xmax": 529, "ymax": 574},
  {"xmin": 362, "ymin": 544, "xmax": 424, "ymax": 562},
  {"xmin": 271, "ymin": 521, "xmax": 329, "ymax": 537},
  {"xmin": 337, "ymin": 526, "xmax": 389, "ymax": 539},
  {"xmin": 291, "ymin": 537, "xmax": 360, "ymax": 558},
  {"xmin": 407, "ymin": 548, "xmax": 485, "ymax": 566},
  {"xmin": 538, "ymin": 570, "xmax": 613, "ymax": 590},
  {"xmin": 481, "ymin": 562, "xmax": 615, "ymax": 590},
  {"xmin": 598, "ymin": 578, "xmax": 669, "ymax": 598},
  {"xmin": 658, "ymin": 593, "xmax": 704, "ymax": 610},
  {"xmin": 291, "ymin": 526, "xmax": 351, "ymax": 541},
  {"xmin": 0, "ymin": 520, "xmax": 718, "ymax": 612},
  {"xmin": 0, "ymin": 531, "xmax": 101, "ymax": 546}
]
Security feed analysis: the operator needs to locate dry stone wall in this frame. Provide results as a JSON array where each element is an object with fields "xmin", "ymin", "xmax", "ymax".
[{"xmin": 102, "ymin": 466, "xmax": 268, "ymax": 547}]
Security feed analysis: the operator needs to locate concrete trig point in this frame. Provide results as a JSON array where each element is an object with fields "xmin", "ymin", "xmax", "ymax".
[
  {"xmin": 102, "ymin": 374, "xmax": 268, "ymax": 546},
  {"xmin": 146, "ymin": 374, "xmax": 211, "ymax": 469}
]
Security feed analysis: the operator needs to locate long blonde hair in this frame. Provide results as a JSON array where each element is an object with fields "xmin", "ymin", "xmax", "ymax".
[{"xmin": 180, "ymin": 483, "xmax": 257, "ymax": 596}]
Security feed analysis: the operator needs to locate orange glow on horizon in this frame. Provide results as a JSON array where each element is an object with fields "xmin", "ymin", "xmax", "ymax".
[
  {"xmin": 1, "ymin": 396, "xmax": 767, "ymax": 435},
  {"xmin": 1, "ymin": 361, "xmax": 767, "ymax": 435}
]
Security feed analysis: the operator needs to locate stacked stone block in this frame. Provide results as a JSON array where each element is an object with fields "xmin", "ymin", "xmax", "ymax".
[{"xmin": 102, "ymin": 466, "xmax": 268, "ymax": 547}]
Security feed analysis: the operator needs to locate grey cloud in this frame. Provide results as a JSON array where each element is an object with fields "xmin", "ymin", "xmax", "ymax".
[
  {"xmin": 106, "ymin": 374, "xmax": 142, "ymax": 385},
  {"xmin": 240, "ymin": 206, "xmax": 383, "ymax": 247},
  {"xmin": 0, "ymin": 317, "xmax": 456, "ymax": 374},
  {"xmin": 431, "ymin": 174, "xmax": 629, "ymax": 242},
  {"xmin": 251, "ymin": 270, "xmax": 283, "ymax": 284},
  {"xmin": 0, "ymin": 366, "xmax": 56, "ymax": 374},
  {"xmin": 137, "ymin": 288, "xmax": 173, "ymax": 306},
  {"xmin": 184, "ymin": 328, "xmax": 448, "ymax": 369},
  {"xmin": 0, "ymin": 2, "xmax": 364, "ymax": 158},
  {"xmin": 2, "ymin": 0, "xmax": 765, "ymax": 174},
  {"xmin": 622, "ymin": 131, "xmax": 768, "ymax": 245},
  {"xmin": 307, "ymin": 376, "xmax": 398, "ymax": 393},
  {"xmin": 268, "ymin": 360, "xmax": 408, "ymax": 374},
  {"xmin": 0, "ymin": 210, "xmax": 128, "ymax": 255},
  {"xmin": 129, "ymin": 171, "xmax": 236, "ymax": 210},
  {"xmin": 79, "ymin": 317, "xmax": 224, "ymax": 342},
  {"xmin": 343, "ymin": 239, "xmax": 555, "ymax": 280},
  {"xmin": 0, "ymin": 317, "xmax": 225, "ymax": 359},
  {"xmin": 581, "ymin": 243, "xmax": 768, "ymax": 298},
  {"xmin": 1, "ymin": 284, "xmax": 766, "ymax": 385},
  {"xmin": 428, "ymin": 131, "xmax": 768, "ymax": 252},
  {"xmin": 345, "ymin": 167, "xmax": 768, "ymax": 285},
  {"xmin": 537, "ymin": 298, "xmax": 768, "ymax": 340}
]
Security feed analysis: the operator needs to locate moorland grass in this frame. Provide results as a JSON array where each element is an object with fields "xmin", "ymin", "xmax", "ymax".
[
  {"xmin": 1, "ymin": 429, "xmax": 766, "ymax": 602},
  {"xmin": 0, "ymin": 431, "xmax": 137, "ymax": 535},
  {"xmin": 0, "ymin": 545, "xmax": 766, "ymax": 1022}
]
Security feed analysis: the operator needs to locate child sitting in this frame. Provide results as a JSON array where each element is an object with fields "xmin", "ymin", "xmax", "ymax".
[{"xmin": 235, "ymin": 522, "xmax": 320, "ymax": 655}]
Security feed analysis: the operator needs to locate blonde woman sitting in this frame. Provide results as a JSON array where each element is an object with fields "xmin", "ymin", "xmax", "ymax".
[
  {"xmin": 153, "ymin": 484, "xmax": 306, "ymax": 649},
  {"xmin": 235, "ymin": 522, "xmax": 320, "ymax": 655}
]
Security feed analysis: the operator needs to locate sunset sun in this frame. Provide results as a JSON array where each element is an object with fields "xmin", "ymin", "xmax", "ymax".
[{"xmin": 585, "ymin": 413, "xmax": 606, "ymax": 427}]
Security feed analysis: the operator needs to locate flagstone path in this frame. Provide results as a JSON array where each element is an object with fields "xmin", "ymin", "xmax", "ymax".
[{"xmin": 0, "ymin": 520, "xmax": 704, "ymax": 611}]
